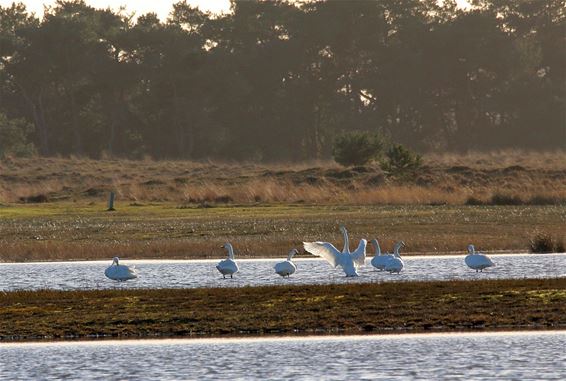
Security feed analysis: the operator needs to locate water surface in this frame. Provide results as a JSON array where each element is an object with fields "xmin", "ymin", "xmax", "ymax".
[
  {"xmin": 0, "ymin": 253, "xmax": 564, "ymax": 291},
  {"xmin": 1, "ymin": 331, "xmax": 564, "ymax": 380}
]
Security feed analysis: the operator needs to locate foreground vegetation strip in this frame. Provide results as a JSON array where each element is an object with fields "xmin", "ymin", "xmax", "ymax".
[{"xmin": 1, "ymin": 278, "xmax": 564, "ymax": 342}]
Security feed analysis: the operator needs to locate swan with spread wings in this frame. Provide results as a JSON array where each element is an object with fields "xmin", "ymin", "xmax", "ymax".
[{"xmin": 303, "ymin": 226, "xmax": 367, "ymax": 277}]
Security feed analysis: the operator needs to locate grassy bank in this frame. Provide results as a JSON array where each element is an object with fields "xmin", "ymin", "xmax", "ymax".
[
  {"xmin": 0, "ymin": 203, "xmax": 564, "ymax": 261},
  {"xmin": 1, "ymin": 152, "xmax": 565, "ymax": 206},
  {"xmin": 1, "ymin": 279, "xmax": 564, "ymax": 342}
]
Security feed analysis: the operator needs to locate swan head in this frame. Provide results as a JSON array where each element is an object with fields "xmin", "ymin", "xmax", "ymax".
[
  {"xmin": 287, "ymin": 248, "xmax": 299, "ymax": 261},
  {"xmin": 395, "ymin": 241, "xmax": 406, "ymax": 249},
  {"xmin": 112, "ymin": 257, "xmax": 120, "ymax": 265},
  {"xmin": 467, "ymin": 244, "xmax": 475, "ymax": 255},
  {"xmin": 221, "ymin": 243, "xmax": 235, "ymax": 259},
  {"xmin": 393, "ymin": 241, "xmax": 406, "ymax": 255}
]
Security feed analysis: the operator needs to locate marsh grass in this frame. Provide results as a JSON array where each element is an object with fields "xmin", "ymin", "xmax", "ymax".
[
  {"xmin": 0, "ymin": 203, "xmax": 564, "ymax": 261},
  {"xmin": 1, "ymin": 279, "xmax": 564, "ymax": 341},
  {"xmin": 1, "ymin": 152, "xmax": 564, "ymax": 261},
  {"xmin": 1, "ymin": 151, "xmax": 565, "ymax": 205}
]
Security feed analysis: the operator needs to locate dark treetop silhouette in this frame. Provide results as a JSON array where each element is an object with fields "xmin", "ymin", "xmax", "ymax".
[{"xmin": 0, "ymin": 0, "xmax": 564, "ymax": 160}]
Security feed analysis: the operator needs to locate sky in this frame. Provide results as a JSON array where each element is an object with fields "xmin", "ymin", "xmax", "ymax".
[
  {"xmin": 0, "ymin": 0, "xmax": 232, "ymax": 19},
  {"xmin": 1, "ymin": 0, "xmax": 471, "ymax": 19}
]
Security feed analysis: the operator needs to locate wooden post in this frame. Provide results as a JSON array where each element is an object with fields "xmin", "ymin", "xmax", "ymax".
[{"xmin": 107, "ymin": 191, "xmax": 116, "ymax": 211}]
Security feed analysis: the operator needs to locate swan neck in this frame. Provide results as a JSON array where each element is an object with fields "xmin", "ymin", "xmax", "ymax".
[
  {"xmin": 226, "ymin": 245, "xmax": 235, "ymax": 259},
  {"xmin": 372, "ymin": 240, "xmax": 381, "ymax": 256},
  {"xmin": 341, "ymin": 228, "xmax": 350, "ymax": 253},
  {"xmin": 287, "ymin": 250, "xmax": 296, "ymax": 261},
  {"xmin": 394, "ymin": 244, "xmax": 401, "ymax": 257}
]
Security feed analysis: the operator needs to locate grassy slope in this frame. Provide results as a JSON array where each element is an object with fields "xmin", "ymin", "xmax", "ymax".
[
  {"xmin": 1, "ymin": 152, "xmax": 565, "ymax": 205},
  {"xmin": 1, "ymin": 279, "xmax": 564, "ymax": 341},
  {"xmin": 0, "ymin": 203, "xmax": 564, "ymax": 261}
]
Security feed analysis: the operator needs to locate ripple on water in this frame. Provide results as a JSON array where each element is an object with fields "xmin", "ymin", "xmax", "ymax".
[{"xmin": 1, "ymin": 331, "xmax": 565, "ymax": 380}]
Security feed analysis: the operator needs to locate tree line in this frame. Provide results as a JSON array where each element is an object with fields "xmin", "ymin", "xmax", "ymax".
[{"xmin": 0, "ymin": 0, "xmax": 564, "ymax": 161}]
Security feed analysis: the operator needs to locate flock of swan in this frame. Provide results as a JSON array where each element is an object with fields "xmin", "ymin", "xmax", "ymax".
[{"xmin": 104, "ymin": 225, "xmax": 495, "ymax": 281}]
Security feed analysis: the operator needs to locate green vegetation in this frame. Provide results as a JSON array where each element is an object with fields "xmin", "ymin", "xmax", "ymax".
[
  {"xmin": 332, "ymin": 131, "xmax": 384, "ymax": 166},
  {"xmin": 381, "ymin": 144, "xmax": 423, "ymax": 175},
  {"xmin": 1, "ymin": 279, "xmax": 564, "ymax": 341},
  {"xmin": 0, "ymin": 113, "xmax": 36, "ymax": 158},
  {"xmin": 0, "ymin": 1, "xmax": 564, "ymax": 160}
]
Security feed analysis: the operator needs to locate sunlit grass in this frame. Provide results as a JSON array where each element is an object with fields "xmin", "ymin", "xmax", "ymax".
[
  {"xmin": 0, "ymin": 203, "xmax": 564, "ymax": 262},
  {"xmin": 1, "ymin": 152, "xmax": 564, "ymax": 261},
  {"xmin": 1, "ymin": 152, "xmax": 565, "ymax": 205}
]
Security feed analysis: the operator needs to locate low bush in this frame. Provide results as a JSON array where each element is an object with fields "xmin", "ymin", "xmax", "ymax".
[
  {"xmin": 381, "ymin": 144, "xmax": 422, "ymax": 174},
  {"xmin": 465, "ymin": 196, "xmax": 485, "ymax": 206},
  {"xmin": 529, "ymin": 231, "xmax": 565, "ymax": 253},
  {"xmin": 491, "ymin": 193, "xmax": 524, "ymax": 205},
  {"xmin": 332, "ymin": 131, "xmax": 384, "ymax": 167}
]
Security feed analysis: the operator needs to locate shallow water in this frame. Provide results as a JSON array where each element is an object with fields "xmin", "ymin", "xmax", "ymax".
[
  {"xmin": 1, "ymin": 331, "xmax": 564, "ymax": 380},
  {"xmin": 0, "ymin": 253, "xmax": 564, "ymax": 291}
]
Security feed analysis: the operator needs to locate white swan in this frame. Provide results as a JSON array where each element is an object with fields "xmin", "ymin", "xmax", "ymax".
[
  {"xmin": 274, "ymin": 249, "xmax": 299, "ymax": 277},
  {"xmin": 384, "ymin": 241, "xmax": 405, "ymax": 274},
  {"xmin": 104, "ymin": 257, "xmax": 138, "ymax": 281},
  {"xmin": 216, "ymin": 243, "xmax": 239, "ymax": 278},
  {"xmin": 370, "ymin": 239, "xmax": 393, "ymax": 270},
  {"xmin": 465, "ymin": 244, "xmax": 495, "ymax": 272},
  {"xmin": 340, "ymin": 225, "xmax": 365, "ymax": 269},
  {"xmin": 303, "ymin": 227, "xmax": 367, "ymax": 277}
]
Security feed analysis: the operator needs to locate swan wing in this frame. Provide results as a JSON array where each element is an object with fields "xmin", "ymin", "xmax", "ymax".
[
  {"xmin": 479, "ymin": 254, "xmax": 494, "ymax": 265},
  {"xmin": 351, "ymin": 239, "xmax": 367, "ymax": 268},
  {"xmin": 303, "ymin": 241, "xmax": 341, "ymax": 268}
]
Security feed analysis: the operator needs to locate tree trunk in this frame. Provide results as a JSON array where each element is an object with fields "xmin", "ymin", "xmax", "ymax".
[
  {"xmin": 36, "ymin": 92, "xmax": 50, "ymax": 155},
  {"xmin": 17, "ymin": 82, "xmax": 50, "ymax": 155},
  {"xmin": 69, "ymin": 89, "xmax": 82, "ymax": 155}
]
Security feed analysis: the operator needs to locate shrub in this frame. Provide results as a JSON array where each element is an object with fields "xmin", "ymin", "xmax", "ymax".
[
  {"xmin": 381, "ymin": 144, "xmax": 422, "ymax": 174},
  {"xmin": 465, "ymin": 196, "xmax": 485, "ymax": 206},
  {"xmin": 332, "ymin": 131, "xmax": 384, "ymax": 167},
  {"xmin": 529, "ymin": 231, "xmax": 565, "ymax": 253},
  {"xmin": 491, "ymin": 193, "xmax": 524, "ymax": 205}
]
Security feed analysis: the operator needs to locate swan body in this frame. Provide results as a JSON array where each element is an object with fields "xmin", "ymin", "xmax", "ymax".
[
  {"xmin": 274, "ymin": 249, "xmax": 299, "ymax": 277},
  {"xmin": 370, "ymin": 239, "xmax": 394, "ymax": 270},
  {"xmin": 384, "ymin": 241, "xmax": 405, "ymax": 274},
  {"xmin": 216, "ymin": 243, "xmax": 239, "ymax": 278},
  {"xmin": 465, "ymin": 244, "xmax": 495, "ymax": 272},
  {"xmin": 303, "ymin": 226, "xmax": 367, "ymax": 277},
  {"xmin": 104, "ymin": 257, "xmax": 138, "ymax": 281}
]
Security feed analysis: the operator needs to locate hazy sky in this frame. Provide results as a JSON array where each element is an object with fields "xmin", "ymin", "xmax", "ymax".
[
  {"xmin": 0, "ymin": 0, "xmax": 232, "ymax": 18},
  {"xmin": 1, "ymin": 0, "xmax": 471, "ymax": 19}
]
